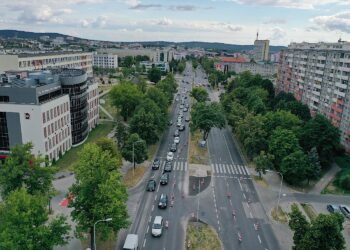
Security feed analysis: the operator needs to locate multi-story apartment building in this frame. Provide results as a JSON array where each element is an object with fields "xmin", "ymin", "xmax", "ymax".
[
  {"xmin": 254, "ymin": 37, "xmax": 270, "ymax": 62},
  {"xmin": 276, "ymin": 41, "xmax": 350, "ymax": 152},
  {"xmin": 93, "ymin": 53, "xmax": 118, "ymax": 69},
  {"xmin": 0, "ymin": 51, "xmax": 93, "ymax": 77},
  {"xmin": 0, "ymin": 69, "xmax": 99, "ymax": 161},
  {"xmin": 215, "ymin": 57, "xmax": 277, "ymax": 77}
]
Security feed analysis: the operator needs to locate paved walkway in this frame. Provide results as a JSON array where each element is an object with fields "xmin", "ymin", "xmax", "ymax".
[{"xmin": 308, "ymin": 163, "xmax": 341, "ymax": 194}]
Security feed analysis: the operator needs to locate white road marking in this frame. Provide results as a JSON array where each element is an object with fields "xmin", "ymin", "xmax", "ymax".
[
  {"xmin": 238, "ymin": 179, "xmax": 243, "ymax": 191},
  {"xmin": 143, "ymin": 239, "xmax": 147, "ymax": 248},
  {"xmin": 154, "ymin": 195, "xmax": 157, "ymax": 201},
  {"xmin": 243, "ymin": 193, "xmax": 246, "ymax": 199},
  {"xmin": 250, "ymin": 212, "xmax": 253, "ymax": 217},
  {"xmin": 215, "ymin": 163, "xmax": 219, "ymax": 173},
  {"xmin": 156, "ymin": 183, "xmax": 160, "ymax": 192},
  {"xmin": 185, "ymin": 162, "xmax": 188, "ymax": 171},
  {"xmin": 222, "ymin": 164, "xmax": 227, "ymax": 174},
  {"xmin": 258, "ymin": 235, "xmax": 262, "ymax": 244},
  {"xmin": 149, "ymin": 216, "xmax": 152, "ymax": 222},
  {"xmin": 240, "ymin": 165, "xmax": 247, "ymax": 175},
  {"xmin": 233, "ymin": 164, "xmax": 238, "ymax": 174},
  {"xmin": 244, "ymin": 165, "xmax": 250, "ymax": 175},
  {"xmin": 152, "ymin": 205, "xmax": 154, "ymax": 211},
  {"xmin": 146, "ymin": 225, "xmax": 149, "ymax": 233},
  {"xmin": 238, "ymin": 165, "xmax": 242, "ymax": 175},
  {"xmin": 229, "ymin": 200, "xmax": 232, "ymax": 206}
]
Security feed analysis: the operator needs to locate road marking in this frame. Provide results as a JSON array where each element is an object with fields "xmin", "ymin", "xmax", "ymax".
[
  {"xmin": 223, "ymin": 164, "xmax": 227, "ymax": 174},
  {"xmin": 149, "ymin": 216, "xmax": 152, "ymax": 222},
  {"xmin": 227, "ymin": 164, "xmax": 233, "ymax": 174},
  {"xmin": 185, "ymin": 162, "xmax": 188, "ymax": 171},
  {"xmin": 240, "ymin": 165, "xmax": 247, "ymax": 175},
  {"xmin": 143, "ymin": 239, "xmax": 147, "ymax": 248},
  {"xmin": 219, "ymin": 164, "xmax": 223, "ymax": 173},
  {"xmin": 238, "ymin": 165, "xmax": 242, "ymax": 175},
  {"xmin": 233, "ymin": 164, "xmax": 238, "ymax": 174},
  {"xmin": 238, "ymin": 179, "xmax": 243, "ymax": 191},
  {"xmin": 229, "ymin": 200, "xmax": 232, "ymax": 206},
  {"xmin": 244, "ymin": 165, "xmax": 250, "ymax": 175},
  {"xmin": 154, "ymin": 195, "xmax": 157, "ymax": 201},
  {"xmin": 215, "ymin": 163, "xmax": 219, "ymax": 173},
  {"xmin": 250, "ymin": 212, "xmax": 253, "ymax": 217},
  {"xmin": 152, "ymin": 205, "xmax": 154, "ymax": 211},
  {"xmin": 243, "ymin": 193, "xmax": 246, "ymax": 199},
  {"xmin": 146, "ymin": 225, "xmax": 149, "ymax": 233},
  {"xmin": 258, "ymin": 235, "xmax": 262, "ymax": 244},
  {"xmin": 156, "ymin": 183, "xmax": 160, "ymax": 192}
]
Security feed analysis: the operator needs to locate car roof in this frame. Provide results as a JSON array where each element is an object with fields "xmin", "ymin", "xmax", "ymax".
[{"xmin": 154, "ymin": 216, "xmax": 163, "ymax": 223}]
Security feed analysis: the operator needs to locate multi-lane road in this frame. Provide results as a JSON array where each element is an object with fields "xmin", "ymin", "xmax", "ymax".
[{"xmin": 124, "ymin": 63, "xmax": 279, "ymax": 250}]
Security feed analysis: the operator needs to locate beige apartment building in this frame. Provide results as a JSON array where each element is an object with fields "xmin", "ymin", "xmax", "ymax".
[
  {"xmin": 0, "ymin": 51, "xmax": 93, "ymax": 77},
  {"xmin": 254, "ymin": 39, "xmax": 270, "ymax": 62},
  {"xmin": 276, "ymin": 41, "xmax": 350, "ymax": 152}
]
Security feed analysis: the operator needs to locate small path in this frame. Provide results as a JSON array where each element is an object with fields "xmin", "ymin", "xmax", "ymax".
[
  {"xmin": 308, "ymin": 163, "xmax": 341, "ymax": 194},
  {"xmin": 99, "ymin": 104, "xmax": 114, "ymax": 121}
]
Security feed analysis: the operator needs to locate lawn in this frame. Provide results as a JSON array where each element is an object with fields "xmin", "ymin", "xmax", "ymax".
[
  {"xmin": 323, "ymin": 154, "xmax": 350, "ymax": 195},
  {"xmin": 300, "ymin": 203, "xmax": 317, "ymax": 220},
  {"xmin": 189, "ymin": 130, "xmax": 209, "ymax": 165},
  {"xmin": 271, "ymin": 206, "xmax": 288, "ymax": 224},
  {"xmin": 53, "ymin": 122, "xmax": 115, "ymax": 171},
  {"xmin": 186, "ymin": 222, "xmax": 222, "ymax": 250}
]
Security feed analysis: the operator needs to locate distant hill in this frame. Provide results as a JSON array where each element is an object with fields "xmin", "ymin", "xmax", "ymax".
[{"xmin": 0, "ymin": 30, "xmax": 285, "ymax": 52}]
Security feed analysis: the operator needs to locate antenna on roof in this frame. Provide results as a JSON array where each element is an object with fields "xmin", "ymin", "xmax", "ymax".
[{"xmin": 256, "ymin": 30, "xmax": 259, "ymax": 40}]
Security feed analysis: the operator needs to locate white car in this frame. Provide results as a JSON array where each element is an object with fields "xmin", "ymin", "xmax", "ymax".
[
  {"xmin": 151, "ymin": 216, "xmax": 163, "ymax": 237},
  {"xmin": 174, "ymin": 137, "xmax": 180, "ymax": 144},
  {"xmin": 166, "ymin": 152, "xmax": 174, "ymax": 161}
]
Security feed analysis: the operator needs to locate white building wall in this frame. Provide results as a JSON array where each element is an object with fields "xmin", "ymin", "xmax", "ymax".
[
  {"xmin": 93, "ymin": 54, "xmax": 118, "ymax": 69},
  {"xmin": 0, "ymin": 95, "xmax": 72, "ymax": 160}
]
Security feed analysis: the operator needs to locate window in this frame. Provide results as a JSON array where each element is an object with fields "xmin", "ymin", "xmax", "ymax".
[
  {"xmin": 44, "ymin": 127, "xmax": 47, "ymax": 138},
  {"xmin": 42, "ymin": 113, "xmax": 46, "ymax": 123}
]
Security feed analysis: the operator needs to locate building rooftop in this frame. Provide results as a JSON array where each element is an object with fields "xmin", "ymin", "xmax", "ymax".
[
  {"xmin": 0, "ymin": 51, "xmax": 92, "ymax": 58},
  {"xmin": 220, "ymin": 57, "xmax": 248, "ymax": 63}
]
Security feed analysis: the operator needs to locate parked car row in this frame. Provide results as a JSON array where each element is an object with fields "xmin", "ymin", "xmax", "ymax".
[{"xmin": 327, "ymin": 204, "xmax": 350, "ymax": 219}]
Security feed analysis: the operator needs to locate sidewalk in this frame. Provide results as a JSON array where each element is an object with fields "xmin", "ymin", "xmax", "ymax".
[{"xmin": 308, "ymin": 163, "xmax": 340, "ymax": 194}]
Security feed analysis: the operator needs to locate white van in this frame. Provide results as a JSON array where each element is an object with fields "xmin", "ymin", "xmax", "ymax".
[
  {"xmin": 123, "ymin": 234, "xmax": 138, "ymax": 250},
  {"xmin": 151, "ymin": 216, "xmax": 163, "ymax": 237}
]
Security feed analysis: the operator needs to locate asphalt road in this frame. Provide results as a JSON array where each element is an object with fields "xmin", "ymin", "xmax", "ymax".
[{"xmin": 126, "ymin": 62, "xmax": 194, "ymax": 250}]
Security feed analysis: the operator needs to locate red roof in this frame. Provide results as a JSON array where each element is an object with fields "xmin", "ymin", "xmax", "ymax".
[{"xmin": 220, "ymin": 57, "xmax": 248, "ymax": 63}]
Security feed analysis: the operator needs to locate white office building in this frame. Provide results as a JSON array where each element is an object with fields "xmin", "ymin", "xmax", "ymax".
[{"xmin": 93, "ymin": 53, "xmax": 118, "ymax": 69}]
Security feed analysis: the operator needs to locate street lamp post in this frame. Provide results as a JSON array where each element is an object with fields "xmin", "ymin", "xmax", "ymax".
[
  {"xmin": 267, "ymin": 170, "xmax": 284, "ymax": 209},
  {"xmin": 93, "ymin": 218, "xmax": 112, "ymax": 250},
  {"xmin": 132, "ymin": 140, "xmax": 144, "ymax": 174}
]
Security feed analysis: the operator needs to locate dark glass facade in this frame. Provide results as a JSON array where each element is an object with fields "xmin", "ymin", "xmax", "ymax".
[
  {"xmin": 61, "ymin": 79, "xmax": 89, "ymax": 145},
  {"xmin": 0, "ymin": 112, "xmax": 9, "ymax": 151}
]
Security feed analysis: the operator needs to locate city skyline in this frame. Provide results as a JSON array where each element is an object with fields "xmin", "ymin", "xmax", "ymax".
[{"xmin": 0, "ymin": 0, "xmax": 349, "ymax": 45}]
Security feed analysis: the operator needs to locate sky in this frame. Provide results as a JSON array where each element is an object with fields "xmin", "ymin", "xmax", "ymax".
[{"xmin": 0, "ymin": 0, "xmax": 350, "ymax": 45}]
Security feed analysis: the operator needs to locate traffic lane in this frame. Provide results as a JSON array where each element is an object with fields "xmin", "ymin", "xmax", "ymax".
[
  {"xmin": 222, "ymin": 128, "xmax": 244, "ymax": 166},
  {"xmin": 143, "ymin": 168, "xmax": 189, "ymax": 250},
  {"xmin": 208, "ymin": 128, "xmax": 232, "ymax": 165}
]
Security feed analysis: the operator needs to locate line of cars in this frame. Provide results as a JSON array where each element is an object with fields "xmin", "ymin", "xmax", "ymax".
[{"xmin": 146, "ymin": 84, "xmax": 191, "ymax": 238}]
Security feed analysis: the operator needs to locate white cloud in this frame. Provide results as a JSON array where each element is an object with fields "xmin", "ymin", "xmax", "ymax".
[
  {"xmin": 312, "ymin": 11, "xmax": 350, "ymax": 33},
  {"xmin": 156, "ymin": 17, "xmax": 173, "ymax": 26},
  {"xmin": 269, "ymin": 27, "xmax": 286, "ymax": 40},
  {"xmin": 18, "ymin": 5, "xmax": 72, "ymax": 23},
  {"xmin": 230, "ymin": 0, "xmax": 350, "ymax": 9},
  {"xmin": 119, "ymin": 0, "xmax": 140, "ymax": 7}
]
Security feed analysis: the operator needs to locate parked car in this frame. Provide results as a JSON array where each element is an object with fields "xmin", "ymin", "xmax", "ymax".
[
  {"xmin": 339, "ymin": 205, "xmax": 350, "ymax": 219},
  {"xmin": 146, "ymin": 180, "xmax": 156, "ymax": 192},
  {"xmin": 158, "ymin": 194, "xmax": 168, "ymax": 209},
  {"xmin": 174, "ymin": 137, "xmax": 180, "ymax": 144},
  {"xmin": 179, "ymin": 105, "xmax": 184, "ymax": 109},
  {"xmin": 152, "ymin": 216, "xmax": 163, "ymax": 237},
  {"xmin": 166, "ymin": 152, "xmax": 174, "ymax": 161},
  {"xmin": 185, "ymin": 117, "xmax": 190, "ymax": 122},
  {"xmin": 174, "ymin": 130, "xmax": 179, "ymax": 137},
  {"xmin": 183, "ymin": 108, "xmax": 188, "ymax": 112},
  {"xmin": 179, "ymin": 125, "xmax": 185, "ymax": 131},
  {"xmin": 152, "ymin": 158, "xmax": 160, "ymax": 170},
  {"xmin": 177, "ymin": 122, "xmax": 182, "ymax": 127},
  {"xmin": 160, "ymin": 173, "xmax": 169, "ymax": 185},
  {"xmin": 164, "ymin": 161, "xmax": 172, "ymax": 172},
  {"xmin": 168, "ymin": 120, "xmax": 173, "ymax": 126},
  {"xmin": 185, "ymin": 103, "xmax": 189, "ymax": 108},
  {"xmin": 327, "ymin": 204, "xmax": 341, "ymax": 213}
]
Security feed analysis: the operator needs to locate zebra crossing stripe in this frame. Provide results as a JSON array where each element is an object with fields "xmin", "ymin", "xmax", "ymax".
[
  {"xmin": 215, "ymin": 163, "xmax": 219, "ymax": 173},
  {"xmin": 233, "ymin": 164, "xmax": 237, "ymax": 174},
  {"xmin": 185, "ymin": 162, "xmax": 188, "ymax": 171},
  {"xmin": 222, "ymin": 164, "xmax": 227, "ymax": 174},
  {"xmin": 244, "ymin": 165, "xmax": 250, "ymax": 175},
  {"xmin": 228, "ymin": 165, "xmax": 233, "ymax": 175},
  {"xmin": 239, "ymin": 165, "xmax": 246, "ymax": 175},
  {"xmin": 219, "ymin": 164, "xmax": 223, "ymax": 173},
  {"xmin": 180, "ymin": 162, "xmax": 183, "ymax": 171},
  {"xmin": 240, "ymin": 165, "xmax": 247, "ymax": 175},
  {"xmin": 237, "ymin": 165, "xmax": 242, "ymax": 175}
]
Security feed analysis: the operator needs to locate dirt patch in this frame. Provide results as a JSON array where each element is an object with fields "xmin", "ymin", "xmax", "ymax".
[
  {"xmin": 123, "ymin": 165, "xmax": 147, "ymax": 188},
  {"xmin": 271, "ymin": 206, "xmax": 288, "ymax": 224},
  {"xmin": 253, "ymin": 176, "xmax": 269, "ymax": 188},
  {"xmin": 186, "ymin": 221, "xmax": 222, "ymax": 250},
  {"xmin": 189, "ymin": 130, "xmax": 209, "ymax": 165}
]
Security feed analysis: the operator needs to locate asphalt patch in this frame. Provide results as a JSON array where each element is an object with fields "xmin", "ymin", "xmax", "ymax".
[{"xmin": 188, "ymin": 175, "xmax": 211, "ymax": 196}]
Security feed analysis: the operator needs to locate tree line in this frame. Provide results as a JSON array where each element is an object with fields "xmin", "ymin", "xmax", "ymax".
[
  {"xmin": 221, "ymin": 71, "xmax": 343, "ymax": 186},
  {"xmin": 110, "ymin": 73, "xmax": 178, "ymax": 164},
  {"xmin": 0, "ymin": 137, "xmax": 129, "ymax": 250}
]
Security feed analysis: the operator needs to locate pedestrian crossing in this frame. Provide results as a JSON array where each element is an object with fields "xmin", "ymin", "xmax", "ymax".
[
  {"xmin": 211, "ymin": 163, "xmax": 250, "ymax": 176},
  {"xmin": 159, "ymin": 160, "xmax": 188, "ymax": 172}
]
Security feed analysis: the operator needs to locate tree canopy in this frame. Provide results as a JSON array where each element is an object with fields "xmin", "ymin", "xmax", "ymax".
[
  {"xmin": 0, "ymin": 143, "xmax": 55, "ymax": 198},
  {"xmin": 110, "ymin": 81, "xmax": 143, "ymax": 121},
  {"xmin": 69, "ymin": 144, "xmax": 129, "ymax": 247},
  {"xmin": 148, "ymin": 67, "xmax": 162, "ymax": 83},
  {"xmin": 191, "ymin": 87, "xmax": 209, "ymax": 103},
  {"xmin": 121, "ymin": 133, "xmax": 148, "ymax": 165},
  {"xmin": 190, "ymin": 102, "xmax": 226, "ymax": 140},
  {"xmin": 0, "ymin": 188, "xmax": 70, "ymax": 250}
]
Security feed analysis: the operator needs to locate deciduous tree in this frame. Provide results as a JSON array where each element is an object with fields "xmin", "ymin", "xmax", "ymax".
[
  {"xmin": 0, "ymin": 143, "xmax": 55, "ymax": 198},
  {"xmin": 121, "ymin": 133, "xmax": 148, "ymax": 166},
  {"xmin": 148, "ymin": 67, "xmax": 162, "ymax": 83},
  {"xmin": 110, "ymin": 82, "xmax": 143, "ymax": 121},
  {"xmin": 288, "ymin": 204, "xmax": 309, "ymax": 250},
  {"xmin": 254, "ymin": 151, "xmax": 274, "ymax": 178},
  {"xmin": 280, "ymin": 150, "xmax": 310, "ymax": 185},
  {"xmin": 190, "ymin": 102, "xmax": 226, "ymax": 140},
  {"xmin": 191, "ymin": 87, "xmax": 209, "ymax": 103},
  {"xmin": 0, "ymin": 188, "xmax": 70, "ymax": 250},
  {"xmin": 129, "ymin": 108, "xmax": 160, "ymax": 144},
  {"xmin": 69, "ymin": 144, "xmax": 129, "ymax": 248}
]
